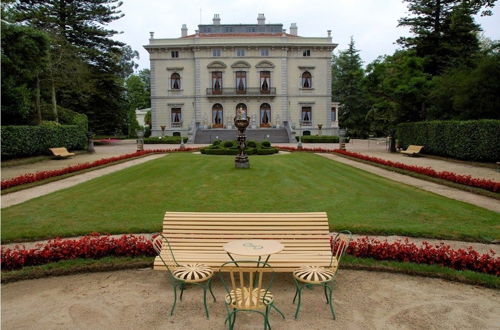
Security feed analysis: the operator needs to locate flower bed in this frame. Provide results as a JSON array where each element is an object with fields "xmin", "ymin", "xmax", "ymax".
[
  {"xmin": 1, "ymin": 148, "xmax": 198, "ymax": 190},
  {"xmin": 277, "ymin": 147, "xmax": 500, "ymax": 193},
  {"xmin": 339, "ymin": 236, "xmax": 498, "ymax": 275},
  {"xmin": 2, "ymin": 234, "xmax": 498, "ymax": 275}
]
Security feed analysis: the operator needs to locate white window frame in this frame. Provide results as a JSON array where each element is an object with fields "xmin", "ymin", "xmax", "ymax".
[
  {"xmin": 171, "ymin": 50, "xmax": 179, "ymax": 58},
  {"xmin": 302, "ymin": 49, "xmax": 311, "ymax": 57},
  {"xmin": 260, "ymin": 48, "xmax": 270, "ymax": 56},
  {"xmin": 212, "ymin": 49, "xmax": 222, "ymax": 57},
  {"xmin": 236, "ymin": 48, "xmax": 245, "ymax": 57}
]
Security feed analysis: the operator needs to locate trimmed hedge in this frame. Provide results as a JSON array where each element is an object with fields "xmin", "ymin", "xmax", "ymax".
[
  {"xmin": 200, "ymin": 140, "xmax": 278, "ymax": 155},
  {"xmin": 1, "ymin": 107, "xmax": 88, "ymax": 159},
  {"xmin": 1, "ymin": 124, "xmax": 87, "ymax": 159},
  {"xmin": 144, "ymin": 136, "xmax": 188, "ymax": 144},
  {"xmin": 295, "ymin": 135, "xmax": 350, "ymax": 143},
  {"xmin": 397, "ymin": 120, "xmax": 500, "ymax": 162}
]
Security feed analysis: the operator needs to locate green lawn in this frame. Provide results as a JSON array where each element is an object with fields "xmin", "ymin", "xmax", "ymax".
[{"xmin": 2, "ymin": 153, "xmax": 498, "ymax": 242}]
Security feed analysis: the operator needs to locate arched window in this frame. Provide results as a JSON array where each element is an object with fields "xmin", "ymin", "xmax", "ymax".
[
  {"xmin": 236, "ymin": 71, "xmax": 246, "ymax": 93},
  {"xmin": 212, "ymin": 71, "xmax": 223, "ymax": 94},
  {"xmin": 212, "ymin": 104, "xmax": 223, "ymax": 128},
  {"xmin": 170, "ymin": 73, "xmax": 181, "ymax": 90},
  {"xmin": 260, "ymin": 71, "xmax": 271, "ymax": 94},
  {"xmin": 301, "ymin": 71, "xmax": 312, "ymax": 88},
  {"xmin": 235, "ymin": 103, "xmax": 247, "ymax": 119},
  {"xmin": 260, "ymin": 103, "xmax": 271, "ymax": 127}
]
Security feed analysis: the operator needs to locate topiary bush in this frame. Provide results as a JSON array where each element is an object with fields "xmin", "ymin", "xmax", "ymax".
[
  {"xmin": 396, "ymin": 120, "xmax": 500, "ymax": 162},
  {"xmin": 200, "ymin": 140, "xmax": 278, "ymax": 155},
  {"xmin": 295, "ymin": 135, "xmax": 350, "ymax": 143},
  {"xmin": 144, "ymin": 136, "xmax": 188, "ymax": 144}
]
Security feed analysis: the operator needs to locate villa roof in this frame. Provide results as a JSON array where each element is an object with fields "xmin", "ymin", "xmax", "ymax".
[{"xmin": 182, "ymin": 33, "xmax": 299, "ymax": 38}]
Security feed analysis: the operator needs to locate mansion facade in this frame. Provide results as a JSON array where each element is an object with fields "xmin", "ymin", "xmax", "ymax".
[{"xmin": 144, "ymin": 14, "xmax": 338, "ymax": 139}]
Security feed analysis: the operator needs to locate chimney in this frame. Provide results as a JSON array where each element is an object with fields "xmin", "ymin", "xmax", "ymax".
[
  {"xmin": 149, "ymin": 31, "xmax": 155, "ymax": 39},
  {"xmin": 327, "ymin": 30, "xmax": 332, "ymax": 38},
  {"xmin": 213, "ymin": 14, "xmax": 221, "ymax": 25},
  {"xmin": 290, "ymin": 23, "xmax": 298, "ymax": 36},
  {"xmin": 257, "ymin": 13, "xmax": 265, "ymax": 25},
  {"xmin": 181, "ymin": 24, "xmax": 188, "ymax": 37}
]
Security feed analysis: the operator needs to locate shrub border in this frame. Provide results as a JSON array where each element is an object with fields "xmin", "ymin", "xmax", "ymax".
[
  {"xmin": 2, "ymin": 234, "xmax": 497, "ymax": 275},
  {"xmin": 1, "ymin": 243, "xmax": 498, "ymax": 289}
]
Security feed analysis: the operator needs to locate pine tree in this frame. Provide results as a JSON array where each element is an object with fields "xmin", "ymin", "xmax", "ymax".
[
  {"xmin": 397, "ymin": 0, "xmax": 496, "ymax": 74},
  {"xmin": 332, "ymin": 37, "xmax": 369, "ymax": 137}
]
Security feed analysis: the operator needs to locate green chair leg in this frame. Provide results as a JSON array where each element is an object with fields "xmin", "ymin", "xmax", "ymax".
[
  {"xmin": 170, "ymin": 285, "xmax": 178, "ymax": 316},
  {"xmin": 294, "ymin": 287, "xmax": 304, "ymax": 320},
  {"xmin": 323, "ymin": 285, "xmax": 329, "ymax": 304},
  {"xmin": 208, "ymin": 279, "xmax": 217, "ymax": 302},
  {"xmin": 270, "ymin": 304, "xmax": 286, "ymax": 319},
  {"xmin": 230, "ymin": 310, "xmax": 237, "ymax": 330},
  {"xmin": 327, "ymin": 286, "xmax": 336, "ymax": 320},
  {"xmin": 203, "ymin": 287, "xmax": 210, "ymax": 319},
  {"xmin": 292, "ymin": 285, "xmax": 299, "ymax": 304},
  {"xmin": 179, "ymin": 285, "xmax": 185, "ymax": 301}
]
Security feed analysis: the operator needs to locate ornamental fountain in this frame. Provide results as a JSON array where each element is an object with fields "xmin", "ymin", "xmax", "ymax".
[{"xmin": 234, "ymin": 106, "xmax": 250, "ymax": 169}]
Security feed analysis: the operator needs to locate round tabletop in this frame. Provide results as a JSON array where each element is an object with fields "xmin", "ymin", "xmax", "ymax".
[{"xmin": 223, "ymin": 239, "xmax": 284, "ymax": 256}]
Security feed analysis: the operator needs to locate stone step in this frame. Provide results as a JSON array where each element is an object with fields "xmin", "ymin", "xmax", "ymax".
[{"xmin": 194, "ymin": 128, "xmax": 290, "ymax": 144}]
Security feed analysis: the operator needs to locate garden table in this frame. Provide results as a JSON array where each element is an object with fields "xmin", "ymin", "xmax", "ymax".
[{"xmin": 223, "ymin": 239, "xmax": 284, "ymax": 266}]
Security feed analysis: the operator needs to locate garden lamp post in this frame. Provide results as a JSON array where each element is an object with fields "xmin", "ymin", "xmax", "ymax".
[
  {"xmin": 234, "ymin": 106, "xmax": 250, "ymax": 169},
  {"xmin": 137, "ymin": 129, "xmax": 144, "ymax": 151}
]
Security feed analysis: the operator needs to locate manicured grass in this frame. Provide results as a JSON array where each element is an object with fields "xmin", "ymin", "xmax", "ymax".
[{"xmin": 2, "ymin": 153, "xmax": 498, "ymax": 243}]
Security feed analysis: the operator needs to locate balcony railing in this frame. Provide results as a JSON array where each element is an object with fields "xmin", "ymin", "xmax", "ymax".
[
  {"xmin": 171, "ymin": 121, "xmax": 183, "ymax": 128},
  {"xmin": 206, "ymin": 87, "xmax": 276, "ymax": 97}
]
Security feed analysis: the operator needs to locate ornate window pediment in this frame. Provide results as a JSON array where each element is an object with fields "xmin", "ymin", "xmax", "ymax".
[
  {"xmin": 231, "ymin": 61, "xmax": 251, "ymax": 69},
  {"xmin": 207, "ymin": 61, "xmax": 227, "ymax": 69},
  {"xmin": 255, "ymin": 60, "xmax": 275, "ymax": 69}
]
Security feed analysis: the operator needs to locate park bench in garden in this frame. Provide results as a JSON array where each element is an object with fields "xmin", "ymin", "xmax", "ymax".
[
  {"xmin": 401, "ymin": 145, "xmax": 424, "ymax": 157},
  {"xmin": 49, "ymin": 147, "xmax": 75, "ymax": 159},
  {"xmin": 154, "ymin": 211, "xmax": 331, "ymax": 272}
]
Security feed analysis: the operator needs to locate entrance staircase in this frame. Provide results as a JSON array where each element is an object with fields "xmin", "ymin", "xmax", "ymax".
[{"xmin": 194, "ymin": 128, "xmax": 291, "ymax": 144}]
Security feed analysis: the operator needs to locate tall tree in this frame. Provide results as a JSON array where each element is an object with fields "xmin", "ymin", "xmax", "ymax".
[
  {"xmin": 398, "ymin": 0, "xmax": 496, "ymax": 74},
  {"xmin": 332, "ymin": 37, "xmax": 370, "ymax": 136},
  {"xmin": 1, "ymin": 21, "xmax": 50, "ymax": 124},
  {"xmin": 364, "ymin": 50, "xmax": 431, "ymax": 134},
  {"xmin": 10, "ymin": 0, "xmax": 136, "ymax": 133}
]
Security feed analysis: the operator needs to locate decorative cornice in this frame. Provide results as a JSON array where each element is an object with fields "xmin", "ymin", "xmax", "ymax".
[
  {"xmin": 231, "ymin": 60, "xmax": 251, "ymax": 68},
  {"xmin": 207, "ymin": 61, "xmax": 227, "ymax": 69},
  {"xmin": 255, "ymin": 60, "xmax": 275, "ymax": 69}
]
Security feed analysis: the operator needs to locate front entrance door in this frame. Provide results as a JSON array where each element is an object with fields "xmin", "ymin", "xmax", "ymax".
[
  {"xmin": 260, "ymin": 103, "xmax": 271, "ymax": 127},
  {"xmin": 212, "ymin": 104, "xmax": 223, "ymax": 128}
]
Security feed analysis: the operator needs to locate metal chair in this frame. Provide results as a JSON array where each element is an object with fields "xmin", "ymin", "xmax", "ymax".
[
  {"xmin": 219, "ymin": 260, "xmax": 285, "ymax": 330},
  {"xmin": 152, "ymin": 233, "xmax": 216, "ymax": 318},
  {"xmin": 292, "ymin": 230, "xmax": 352, "ymax": 320}
]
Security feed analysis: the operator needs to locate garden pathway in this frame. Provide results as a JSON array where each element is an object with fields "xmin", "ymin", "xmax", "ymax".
[
  {"xmin": 317, "ymin": 153, "xmax": 500, "ymax": 213},
  {"xmin": 2, "ymin": 269, "xmax": 499, "ymax": 329},
  {"xmin": 1, "ymin": 154, "xmax": 165, "ymax": 208}
]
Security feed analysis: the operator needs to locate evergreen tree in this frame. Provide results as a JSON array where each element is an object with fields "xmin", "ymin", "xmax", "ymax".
[
  {"xmin": 398, "ymin": 0, "xmax": 496, "ymax": 74},
  {"xmin": 332, "ymin": 37, "xmax": 369, "ymax": 137},
  {"xmin": 9, "ymin": 0, "xmax": 136, "ymax": 134},
  {"xmin": 1, "ymin": 21, "xmax": 50, "ymax": 124}
]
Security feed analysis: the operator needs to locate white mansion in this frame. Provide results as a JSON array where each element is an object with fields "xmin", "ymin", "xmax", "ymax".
[{"xmin": 144, "ymin": 14, "xmax": 339, "ymax": 141}]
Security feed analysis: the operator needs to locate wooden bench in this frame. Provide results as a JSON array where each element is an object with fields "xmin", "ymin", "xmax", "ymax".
[
  {"xmin": 154, "ymin": 211, "xmax": 331, "ymax": 272},
  {"xmin": 400, "ymin": 145, "xmax": 424, "ymax": 157},
  {"xmin": 49, "ymin": 147, "xmax": 75, "ymax": 159}
]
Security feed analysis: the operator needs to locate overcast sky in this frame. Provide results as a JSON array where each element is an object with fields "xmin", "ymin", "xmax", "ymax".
[{"xmin": 109, "ymin": 0, "xmax": 500, "ymax": 70}]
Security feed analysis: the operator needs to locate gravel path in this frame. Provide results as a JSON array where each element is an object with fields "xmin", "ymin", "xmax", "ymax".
[
  {"xmin": 317, "ymin": 153, "xmax": 500, "ymax": 213},
  {"xmin": 2, "ymin": 268, "xmax": 499, "ymax": 329},
  {"xmin": 1, "ymin": 154, "xmax": 165, "ymax": 208}
]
